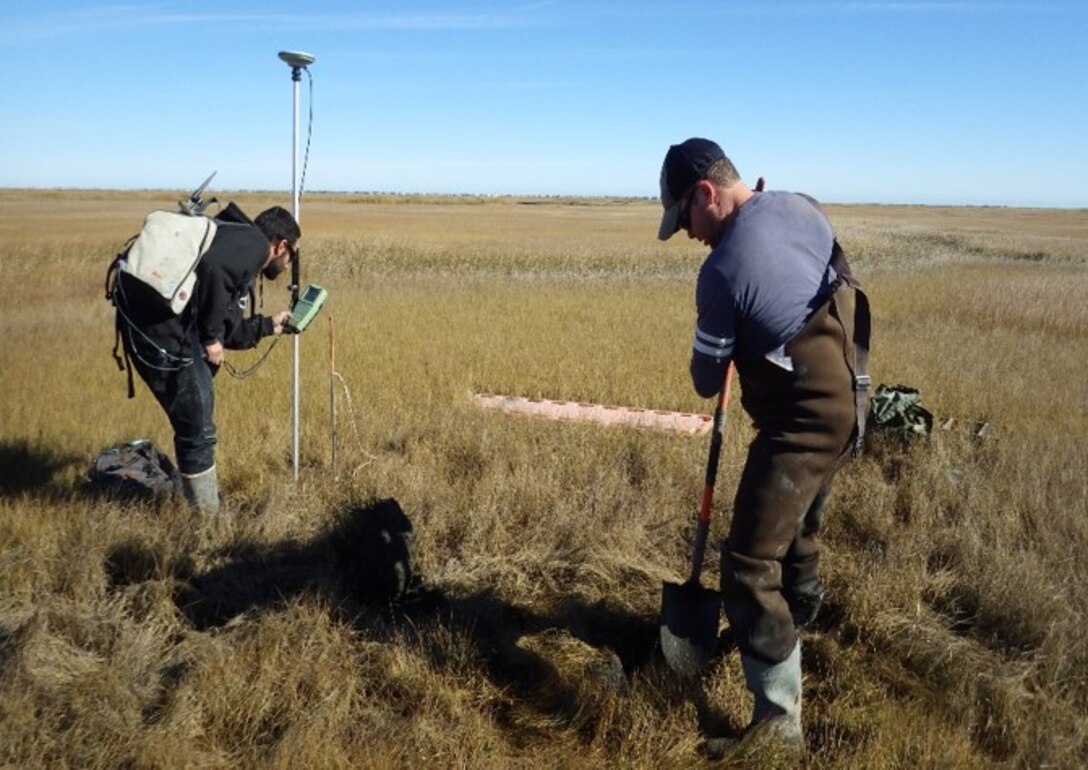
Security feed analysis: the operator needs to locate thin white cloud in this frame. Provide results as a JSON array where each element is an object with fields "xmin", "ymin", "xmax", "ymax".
[
  {"xmin": 6, "ymin": 1, "xmax": 1073, "ymax": 46},
  {"xmin": 809, "ymin": 1, "xmax": 1076, "ymax": 12},
  {"xmin": 654, "ymin": 1, "xmax": 1079, "ymax": 15},
  {"xmin": 0, "ymin": 4, "xmax": 550, "ymax": 45},
  {"xmin": 829, "ymin": 1, "xmax": 1036, "ymax": 10}
]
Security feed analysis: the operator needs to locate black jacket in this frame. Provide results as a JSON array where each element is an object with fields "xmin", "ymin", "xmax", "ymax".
[
  {"xmin": 192, "ymin": 222, "xmax": 274, "ymax": 350},
  {"xmin": 118, "ymin": 217, "xmax": 273, "ymax": 360}
]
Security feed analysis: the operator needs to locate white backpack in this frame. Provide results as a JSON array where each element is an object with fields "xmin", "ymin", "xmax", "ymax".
[{"xmin": 119, "ymin": 210, "xmax": 218, "ymax": 314}]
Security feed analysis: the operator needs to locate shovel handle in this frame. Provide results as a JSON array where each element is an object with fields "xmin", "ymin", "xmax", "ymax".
[{"xmin": 690, "ymin": 362, "xmax": 734, "ymax": 581}]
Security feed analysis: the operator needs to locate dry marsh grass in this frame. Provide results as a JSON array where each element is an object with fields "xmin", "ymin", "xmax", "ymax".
[{"xmin": 1, "ymin": 190, "xmax": 1086, "ymax": 768}]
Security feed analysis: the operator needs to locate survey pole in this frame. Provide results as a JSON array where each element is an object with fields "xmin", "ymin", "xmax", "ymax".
[{"xmin": 277, "ymin": 50, "xmax": 314, "ymax": 481}]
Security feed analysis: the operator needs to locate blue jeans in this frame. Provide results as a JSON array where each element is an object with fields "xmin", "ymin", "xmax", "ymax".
[{"xmin": 132, "ymin": 332, "xmax": 217, "ymax": 475}]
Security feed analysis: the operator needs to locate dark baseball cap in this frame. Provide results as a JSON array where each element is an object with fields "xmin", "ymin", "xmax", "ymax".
[{"xmin": 657, "ymin": 138, "xmax": 725, "ymax": 240}]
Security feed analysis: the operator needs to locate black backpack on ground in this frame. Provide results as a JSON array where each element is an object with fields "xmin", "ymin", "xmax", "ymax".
[{"xmin": 86, "ymin": 439, "xmax": 180, "ymax": 501}]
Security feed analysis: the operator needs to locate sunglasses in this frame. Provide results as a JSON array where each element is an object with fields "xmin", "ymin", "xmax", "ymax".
[{"xmin": 677, "ymin": 185, "xmax": 698, "ymax": 231}]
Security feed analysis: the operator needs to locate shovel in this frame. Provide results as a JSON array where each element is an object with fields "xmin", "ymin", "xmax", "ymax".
[{"xmin": 660, "ymin": 363, "xmax": 734, "ymax": 676}]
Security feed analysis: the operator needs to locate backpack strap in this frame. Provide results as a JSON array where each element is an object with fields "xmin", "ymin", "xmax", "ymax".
[
  {"xmin": 114, "ymin": 316, "xmax": 136, "ymax": 399},
  {"xmin": 106, "ymin": 251, "xmax": 137, "ymax": 399},
  {"xmin": 830, "ymin": 239, "xmax": 872, "ymax": 455}
]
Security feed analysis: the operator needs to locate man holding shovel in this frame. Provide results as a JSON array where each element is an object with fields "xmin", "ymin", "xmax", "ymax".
[{"xmin": 657, "ymin": 138, "xmax": 870, "ymax": 758}]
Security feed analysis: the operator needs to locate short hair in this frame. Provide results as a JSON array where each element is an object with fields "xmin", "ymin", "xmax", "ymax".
[
  {"xmin": 705, "ymin": 157, "xmax": 741, "ymax": 188},
  {"xmin": 254, "ymin": 206, "xmax": 301, "ymax": 244}
]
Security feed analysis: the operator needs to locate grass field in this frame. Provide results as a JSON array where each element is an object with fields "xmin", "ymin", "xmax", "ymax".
[{"xmin": 1, "ymin": 189, "xmax": 1086, "ymax": 768}]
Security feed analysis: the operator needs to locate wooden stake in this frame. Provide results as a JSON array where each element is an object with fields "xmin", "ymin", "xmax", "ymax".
[{"xmin": 329, "ymin": 316, "xmax": 337, "ymax": 480}]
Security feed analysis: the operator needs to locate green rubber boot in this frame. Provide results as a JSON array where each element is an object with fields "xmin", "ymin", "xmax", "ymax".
[
  {"xmin": 703, "ymin": 639, "xmax": 804, "ymax": 762},
  {"xmin": 180, "ymin": 465, "xmax": 220, "ymax": 517}
]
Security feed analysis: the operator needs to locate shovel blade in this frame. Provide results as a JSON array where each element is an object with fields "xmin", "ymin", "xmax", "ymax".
[{"xmin": 660, "ymin": 579, "xmax": 721, "ymax": 676}]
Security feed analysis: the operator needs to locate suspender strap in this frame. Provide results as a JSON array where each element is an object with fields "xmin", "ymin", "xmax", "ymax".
[{"xmin": 830, "ymin": 239, "xmax": 871, "ymax": 455}]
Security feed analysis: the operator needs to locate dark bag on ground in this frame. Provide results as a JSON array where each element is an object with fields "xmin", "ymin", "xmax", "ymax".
[
  {"xmin": 86, "ymin": 439, "xmax": 180, "ymax": 501},
  {"xmin": 331, "ymin": 498, "xmax": 416, "ymax": 604}
]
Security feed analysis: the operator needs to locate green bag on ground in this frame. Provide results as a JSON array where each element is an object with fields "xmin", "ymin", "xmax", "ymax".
[{"xmin": 868, "ymin": 384, "xmax": 933, "ymax": 437}]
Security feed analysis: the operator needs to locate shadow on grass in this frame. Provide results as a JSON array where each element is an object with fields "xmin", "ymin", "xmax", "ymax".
[
  {"xmin": 0, "ymin": 438, "xmax": 83, "ymax": 498},
  {"xmin": 394, "ymin": 586, "xmax": 736, "ymax": 744},
  {"xmin": 0, "ymin": 437, "xmax": 177, "ymax": 507},
  {"xmin": 162, "ymin": 498, "xmax": 416, "ymax": 630},
  {"xmin": 158, "ymin": 499, "xmax": 663, "ymax": 671},
  {"xmin": 105, "ymin": 497, "xmax": 703, "ymax": 737}
]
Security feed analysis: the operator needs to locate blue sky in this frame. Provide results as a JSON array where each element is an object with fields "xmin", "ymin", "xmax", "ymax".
[{"xmin": 2, "ymin": 1, "xmax": 1085, "ymax": 207}]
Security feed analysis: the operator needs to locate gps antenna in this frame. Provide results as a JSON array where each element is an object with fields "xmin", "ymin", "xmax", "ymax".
[
  {"xmin": 179, "ymin": 170, "xmax": 217, "ymax": 215},
  {"xmin": 278, "ymin": 51, "xmax": 315, "ymax": 69},
  {"xmin": 278, "ymin": 50, "xmax": 315, "ymax": 481}
]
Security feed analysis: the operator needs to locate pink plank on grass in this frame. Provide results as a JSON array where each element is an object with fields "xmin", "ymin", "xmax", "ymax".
[{"xmin": 473, "ymin": 393, "xmax": 712, "ymax": 435}]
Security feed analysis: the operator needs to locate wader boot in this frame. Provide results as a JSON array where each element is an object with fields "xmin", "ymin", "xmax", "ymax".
[
  {"xmin": 180, "ymin": 465, "xmax": 220, "ymax": 517},
  {"xmin": 703, "ymin": 639, "xmax": 804, "ymax": 761}
]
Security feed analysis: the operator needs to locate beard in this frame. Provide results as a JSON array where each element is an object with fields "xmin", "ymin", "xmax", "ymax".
[{"xmin": 262, "ymin": 258, "xmax": 287, "ymax": 280}]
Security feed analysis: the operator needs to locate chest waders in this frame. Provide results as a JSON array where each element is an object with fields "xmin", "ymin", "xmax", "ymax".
[
  {"xmin": 721, "ymin": 241, "xmax": 870, "ymax": 664},
  {"xmin": 709, "ymin": 241, "xmax": 870, "ymax": 756},
  {"xmin": 709, "ymin": 247, "xmax": 870, "ymax": 752}
]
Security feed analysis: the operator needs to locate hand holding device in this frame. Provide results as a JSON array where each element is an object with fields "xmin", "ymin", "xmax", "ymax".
[{"xmin": 284, "ymin": 284, "xmax": 328, "ymax": 334}]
